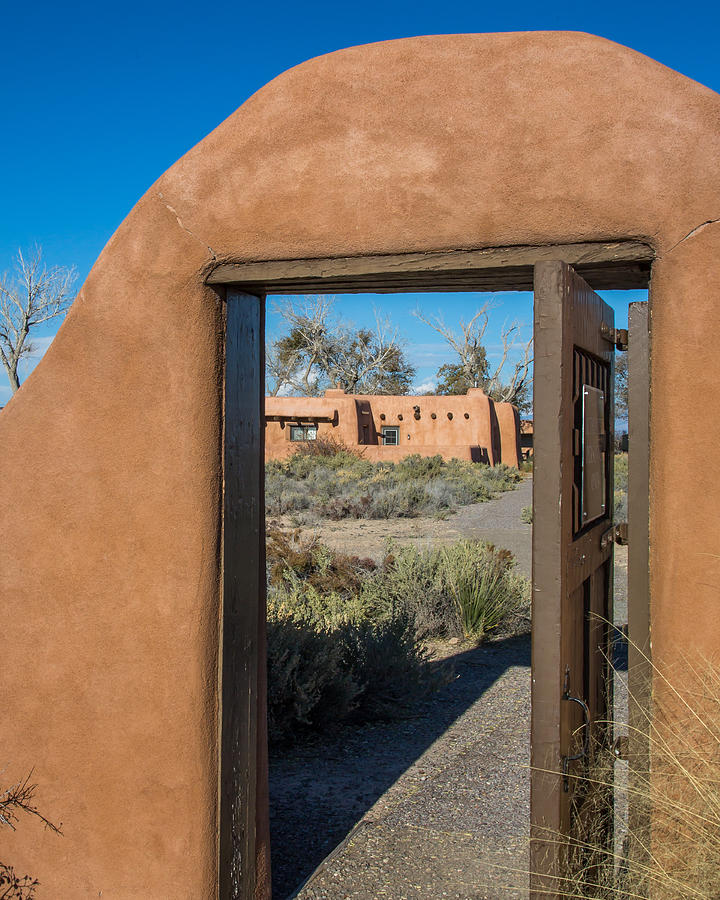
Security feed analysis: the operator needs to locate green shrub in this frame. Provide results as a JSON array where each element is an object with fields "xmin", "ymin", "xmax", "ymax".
[
  {"xmin": 361, "ymin": 540, "xmax": 530, "ymax": 641},
  {"xmin": 440, "ymin": 541, "xmax": 530, "ymax": 640},
  {"xmin": 266, "ymin": 529, "xmax": 530, "ymax": 743},
  {"xmin": 267, "ymin": 602, "xmax": 360, "ymax": 743},
  {"xmin": 267, "ymin": 581, "xmax": 429, "ymax": 744},
  {"xmin": 521, "ymin": 505, "xmax": 533, "ymax": 524},
  {"xmin": 360, "ymin": 542, "xmax": 463, "ymax": 639},
  {"xmin": 265, "ymin": 448, "xmax": 521, "ymax": 521}
]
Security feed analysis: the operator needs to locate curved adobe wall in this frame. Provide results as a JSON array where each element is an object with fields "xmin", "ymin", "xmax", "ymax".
[{"xmin": 2, "ymin": 31, "xmax": 720, "ymax": 897}]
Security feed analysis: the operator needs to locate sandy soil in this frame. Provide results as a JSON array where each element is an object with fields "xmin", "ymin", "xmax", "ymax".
[{"xmin": 275, "ymin": 478, "xmax": 534, "ymax": 577}]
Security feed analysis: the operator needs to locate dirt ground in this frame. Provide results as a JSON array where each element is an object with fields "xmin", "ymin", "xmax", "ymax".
[
  {"xmin": 278, "ymin": 477, "xmax": 534, "ymax": 577},
  {"xmin": 270, "ymin": 478, "xmax": 629, "ymax": 899}
]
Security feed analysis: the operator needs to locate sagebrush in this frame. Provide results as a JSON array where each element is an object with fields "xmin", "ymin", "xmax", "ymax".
[
  {"xmin": 266, "ymin": 528, "xmax": 530, "ymax": 743},
  {"xmin": 266, "ymin": 443, "xmax": 521, "ymax": 521}
]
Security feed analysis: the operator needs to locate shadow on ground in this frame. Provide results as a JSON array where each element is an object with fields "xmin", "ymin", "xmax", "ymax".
[{"xmin": 270, "ymin": 634, "xmax": 531, "ymax": 899}]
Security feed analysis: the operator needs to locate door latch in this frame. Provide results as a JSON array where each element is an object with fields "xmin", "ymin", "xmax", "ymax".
[
  {"xmin": 600, "ymin": 522, "xmax": 628, "ymax": 550},
  {"xmin": 600, "ymin": 322, "xmax": 629, "ymax": 351},
  {"xmin": 561, "ymin": 666, "xmax": 591, "ymax": 792}
]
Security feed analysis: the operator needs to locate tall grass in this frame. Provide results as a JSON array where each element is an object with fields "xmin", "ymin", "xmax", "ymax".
[
  {"xmin": 529, "ymin": 647, "xmax": 720, "ymax": 899},
  {"xmin": 441, "ymin": 542, "xmax": 529, "ymax": 639}
]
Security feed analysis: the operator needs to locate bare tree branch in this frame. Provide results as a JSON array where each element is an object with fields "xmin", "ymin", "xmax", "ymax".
[
  {"xmin": 413, "ymin": 303, "xmax": 492, "ymax": 390},
  {"xmin": 483, "ymin": 318, "xmax": 534, "ymax": 406},
  {"xmin": 0, "ymin": 246, "xmax": 76, "ymax": 394},
  {"xmin": 414, "ymin": 303, "xmax": 533, "ymax": 410},
  {"xmin": 0, "ymin": 770, "xmax": 62, "ymax": 900},
  {"xmin": 267, "ymin": 297, "xmax": 414, "ymax": 395}
]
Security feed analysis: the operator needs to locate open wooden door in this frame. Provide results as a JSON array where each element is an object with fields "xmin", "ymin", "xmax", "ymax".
[{"xmin": 531, "ymin": 261, "xmax": 620, "ymax": 897}]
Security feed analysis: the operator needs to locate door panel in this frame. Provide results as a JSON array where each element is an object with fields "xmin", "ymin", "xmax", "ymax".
[{"xmin": 531, "ymin": 261, "xmax": 616, "ymax": 898}]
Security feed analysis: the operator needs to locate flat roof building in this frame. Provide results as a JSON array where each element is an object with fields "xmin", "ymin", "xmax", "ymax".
[{"xmin": 265, "ymin": 387, "xmax": 521, "ymax": 467}]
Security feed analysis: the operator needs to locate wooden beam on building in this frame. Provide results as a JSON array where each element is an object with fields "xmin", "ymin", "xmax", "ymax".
[{"xmin": 206, "ymin": 241, "xmax": 653, "ymax": 293}]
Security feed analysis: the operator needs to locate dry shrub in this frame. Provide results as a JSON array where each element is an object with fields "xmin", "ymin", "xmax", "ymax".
[
  {"xmin": 290, "ymin": 434, "xmax": 364, "ymax": 460},
  {"xmin": 266, "ymin": 525, "xmax": 375, "ymax": 596},
  {"xmin": 265, "ymin": 450, "xmax": 521, "ymax": 521},
  {"xmin": 0, "ymin": 773, "xmax": 62, "ymax": 899}
]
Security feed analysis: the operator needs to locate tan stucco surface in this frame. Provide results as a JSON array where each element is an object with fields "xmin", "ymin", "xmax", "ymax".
[
  {"xmin": 2, "ymin": 30, "xmax": 720, "ymax": 897},
  {"xmin": 265, "ymin": 387, "xmax": 521, "ymax": 466}
]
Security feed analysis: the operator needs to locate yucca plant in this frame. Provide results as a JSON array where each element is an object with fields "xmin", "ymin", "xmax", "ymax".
[{"xmin": 441, "ymin": 541, "xmax": 523, "ymax": 639}]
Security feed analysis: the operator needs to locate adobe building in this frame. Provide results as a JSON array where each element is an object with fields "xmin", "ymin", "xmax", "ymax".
[
  {"xmin": 265, "ymin": 387, "xmax": 522, "ymax": 466},
  {"xmin": 2, "ymin": 30, "xmax": 720, "ymax": 900},
  {"xmin": 520, "ymin": 418, "xmax": 534, "ymax": 459}
]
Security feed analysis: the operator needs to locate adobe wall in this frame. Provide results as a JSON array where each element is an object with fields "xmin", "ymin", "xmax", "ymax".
[
  {"xmin": 265, "ymin": 387, "xmax": 522, "ymax": 466},
  {"xmin": 1, "ymin": 31, "xmax": 719, "ymax": 897}
]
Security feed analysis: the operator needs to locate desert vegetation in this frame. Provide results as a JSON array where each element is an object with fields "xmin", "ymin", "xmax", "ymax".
[
  {"xmin": 530, "ymin": 652, "xmax": 720, "ymax": 899},
  {"xmin": 266, "ymin": 526, "xmax": 530, "ymax": 744},
  {"xmin": 0, "ymin": 773, "xmax": 61, "ymax": 899},
  {"xmin": 265, "ymin": 439, "xmax": 521, "ymax": 522}
]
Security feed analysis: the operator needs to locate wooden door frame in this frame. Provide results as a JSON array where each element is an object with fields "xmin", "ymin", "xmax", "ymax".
[{"xmin": 216, "ymin": 240, "xmax": 653, "ymax": 899}]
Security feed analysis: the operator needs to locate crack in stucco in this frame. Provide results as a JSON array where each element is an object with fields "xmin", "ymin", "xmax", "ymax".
[
  {"xmin": 665, "ymin": 218, "xmax": 720, "ymax": 255},
  {"xmin": 156, "ymin": 193, "xmax": 217, "ymax": 260}
]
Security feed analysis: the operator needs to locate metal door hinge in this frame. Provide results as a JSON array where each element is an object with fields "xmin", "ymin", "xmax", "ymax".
[
  {"xmin": 600, "ymin": 522, "xmax": 628, "ymax": 550},
  {"xmin": 600, "ymin": 323, "xmax": 629, "ymax": 351}
]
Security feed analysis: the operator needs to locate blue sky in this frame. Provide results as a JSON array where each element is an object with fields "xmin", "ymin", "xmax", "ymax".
[
  {"xmin": 266, "ymin": 290, "xmax": 645, "ymax": 397},
  {"xmin": 0, "ymin": 0, "xmax": 714, "ymax": 403}
]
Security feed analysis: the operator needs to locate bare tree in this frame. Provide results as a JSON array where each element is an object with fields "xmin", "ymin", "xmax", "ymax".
[
  {"xmin": 0, "ymin": 247, "xmax": 76, "ymax": 394},
  {"xmin": 413, "ymin": 305, "xmax": 491, "ymax": 390},
  {"xmin": 267, "ymin": 296, "xmax": 415, "ymax": 396},
  {"xmin": 413, "ymin": 302, "xmax": 533, "ymax": 411},
  {"xmin": 1, "ymin": 770, "xmax": 62, "ymax": 899},
  {"xmin": 482, "ymin": 320, "xmax": 534, "ymax": 407}
]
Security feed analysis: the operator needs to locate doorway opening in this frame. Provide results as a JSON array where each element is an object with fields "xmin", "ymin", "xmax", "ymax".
[{"xmin": 212, "ymin": 241, "xmax": 652, "ymax": 899}]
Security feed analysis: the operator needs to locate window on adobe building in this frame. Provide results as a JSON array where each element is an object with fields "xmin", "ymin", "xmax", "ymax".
[
  {"xmin": 381, "ymin": 426, "xmax": 399, "ymax": 446},
  {"xmin": 290, "ymin": 425, "xmax": 318, "ymax": 441}
]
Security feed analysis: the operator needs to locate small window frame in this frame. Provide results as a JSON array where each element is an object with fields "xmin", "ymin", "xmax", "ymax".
[
  {"xmin": 289, "ymin": 425, "xmax": 318, "ymax": 442},
  {"xmin": 381, "ymin": 426, "xmax": 400, "ymax": 446}
]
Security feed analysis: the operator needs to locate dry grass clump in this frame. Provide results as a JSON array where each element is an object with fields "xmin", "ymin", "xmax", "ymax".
[{"xmin": 530, "ymin": 651, "xmax": 720, "ymax": 899}]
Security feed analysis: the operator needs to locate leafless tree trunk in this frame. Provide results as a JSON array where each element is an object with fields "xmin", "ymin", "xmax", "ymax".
[
  {"xmin": 0, "ymin": 247, "xmax": 76, "ymax": 394},
  {"xmin": 414, "ymin": 302, "xmax": 533, "ymax": 406}
]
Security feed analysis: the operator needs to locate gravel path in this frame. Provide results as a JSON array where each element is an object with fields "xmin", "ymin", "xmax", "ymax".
[
  {"xmin": 269, "ymin": 479, "xmax": 628, "ymax": 899},
  {"xmin": 283, "ymin": 478, "xmax": 534, "ymax": 576},
  {"xmin": 271, "ymin": 637, "xmax": 531, "ymax": 900},
  {"xmin": 447, "ymin": 479, "xmax": 533, "ymax": 577}
]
